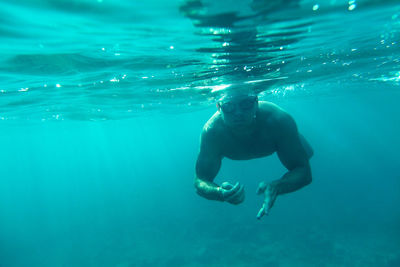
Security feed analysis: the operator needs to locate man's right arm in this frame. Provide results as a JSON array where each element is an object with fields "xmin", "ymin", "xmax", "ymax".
[{"xmin": 194, "ymin": 128, "xmax": 224, "ymax": 201}]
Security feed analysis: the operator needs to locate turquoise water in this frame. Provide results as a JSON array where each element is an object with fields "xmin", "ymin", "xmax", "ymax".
[{"xmin": 1, "ymin": 0, "xmax": 400, "ymax": 266}]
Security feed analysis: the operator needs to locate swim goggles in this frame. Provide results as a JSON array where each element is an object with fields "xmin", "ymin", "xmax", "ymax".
[{"xmin": 218, "ymin": 95, "xmax": 258, "ymax": 114}]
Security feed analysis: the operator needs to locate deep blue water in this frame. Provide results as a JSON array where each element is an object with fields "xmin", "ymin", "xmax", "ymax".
[{"xmin": 0, "ymin": 0, "xmax": 400, "ymax": 266}]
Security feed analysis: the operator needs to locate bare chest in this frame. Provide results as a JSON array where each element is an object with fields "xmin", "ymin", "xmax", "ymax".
[{"xmin": 220, "ymin": 131, "xmax": 276, "ymax": 160}]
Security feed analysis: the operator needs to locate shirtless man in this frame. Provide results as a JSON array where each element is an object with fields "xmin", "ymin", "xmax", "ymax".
[{"xmin": 194, "ymin": 91, "xmax": 313, "ymax": 219}]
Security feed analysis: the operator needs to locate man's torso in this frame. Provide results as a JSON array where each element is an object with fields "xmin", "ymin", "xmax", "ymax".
[{"xmin": 206, "ymin": 101, "xmax": 283, "ymax": 160}]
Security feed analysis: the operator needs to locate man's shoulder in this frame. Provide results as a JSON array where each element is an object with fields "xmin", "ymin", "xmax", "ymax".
[
  {"xmin": 258, "ymin": 101, "xmax": 297, "ymax": 139},
  {"xmin": 202, "ymin": 112, "xmax": 224, "ymax": 138},
  {"xmin": 258, "ymin": 101, "xmax": 290, "ymax": 124}
]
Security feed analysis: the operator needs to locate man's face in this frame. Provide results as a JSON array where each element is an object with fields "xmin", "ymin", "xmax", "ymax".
[{"xmin": 218, "ymin": 95, "xmax": 258, "ymax": 128}]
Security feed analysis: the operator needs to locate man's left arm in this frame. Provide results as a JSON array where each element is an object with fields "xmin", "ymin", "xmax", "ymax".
[
  {"xmin": 273, "ymin": 113, "xmax": 312, "ymax": 194},
  {"xmin": 257, "ymin": 113, "xmax": 312, "ymax": 219}
]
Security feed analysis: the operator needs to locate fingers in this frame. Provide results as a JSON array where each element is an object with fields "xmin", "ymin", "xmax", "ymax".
[
  {"xmin": 220, "ymin": 181, "xmax": 245, "ymax": 205},
  {"xmin": 228, "ymin": 187, "xmax": 245, "ymax": 205},
  {"xmin": 267, "ymin": 193, "xmax": 277, "ymax": 212},
  {"xmin": 221, "ymin": 182, "xmax": 239, "ymax": 198},
  {"xmin": 234, "ymin": 185, "xmax": 245, "ymax": 203},
  {"xmin": 257, "ymin": 184, "xmax": 278, "ymax": 219},
  {"xmin": 256, "ymin": 181, "xmax": 268, "ymax": 195},
  {"xmin": 237, "ymin": 188, "xmax": 245, "ymax": 203},
  {"xmin": 221, "ymin": 181, "xmax": 234, "ymax": 190},
  {"xmin": 256, "ymin": 204, "xmax": 266, "ymax": 220},
  {"xmin": 224, "ymin": 183, "xmax": 243, "ymax": 202},
  {"xmin": 257, "ymin": 198, "xmax": 273, "ymax": 220}
]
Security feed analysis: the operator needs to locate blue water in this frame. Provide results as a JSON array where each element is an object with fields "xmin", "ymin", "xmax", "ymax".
[{"xmin": 1, "ymin": 0, "xmax": 400, "ymax": 266}]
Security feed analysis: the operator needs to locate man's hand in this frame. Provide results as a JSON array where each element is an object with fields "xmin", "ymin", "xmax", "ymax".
[
  {"xmin": 220, "ymin": 182, "xmax": 245, "ymax": 205},
  {"xmin": 256, "ymin": 181, "xmax": 278, "ymax": 219}
]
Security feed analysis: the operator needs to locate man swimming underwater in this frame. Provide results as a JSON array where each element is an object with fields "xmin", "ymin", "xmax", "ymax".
[{"xmin": 194, "ymin": 90, "xmax": 313, "ymax": 219}]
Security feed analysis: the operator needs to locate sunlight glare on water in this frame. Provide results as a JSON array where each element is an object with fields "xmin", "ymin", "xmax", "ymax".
[{"xmin": 0, "ymin": 0, "xmax": 399, "ymax": 120}]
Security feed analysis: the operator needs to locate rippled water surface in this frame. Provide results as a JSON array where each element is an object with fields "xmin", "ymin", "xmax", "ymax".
[{"xmin": 0, "ymin": 0, "xmax": 399, "ymax": 120}]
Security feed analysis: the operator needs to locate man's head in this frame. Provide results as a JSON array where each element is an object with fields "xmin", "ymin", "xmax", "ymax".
[{"xmin": 217, "ymin": 91, "xmax": 259, "ymax": 128}]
